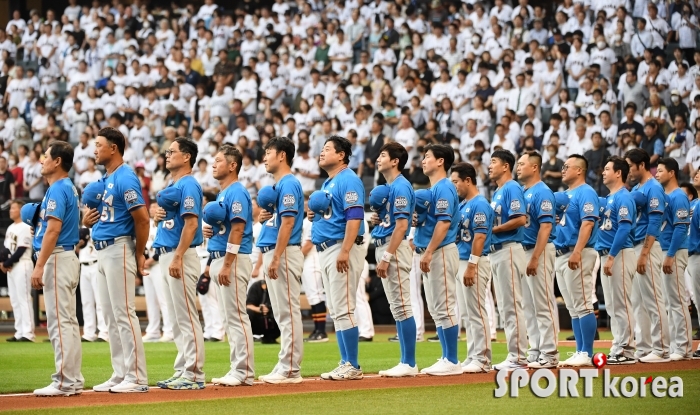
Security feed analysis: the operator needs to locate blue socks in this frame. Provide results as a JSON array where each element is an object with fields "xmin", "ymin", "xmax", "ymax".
[
  {"xmin": 442, "ymin": 325, "xmax": 459, "ymax": 364},
  {"xmin": 336, "ymin": 329, "xmax": 348, "ymax": 364},
  {"xmin": 396, "ymin": 322, "xmax": 405, "ymax": 363},
  {"xmin": 342, "ymin": 327, "xmax": 360, "ymax": 369},
  {"xmin": 571, "ymin": 317, "xmax": 582, "ymax": 352},
  {"xmin": 579, "ymin": 313, "xmax": 597, "ymax": 357},
  {"xmin": 399, "ymin": 317, "xmax": 417, "ymax": 367},
  {"xmin": 436, "ymin": 326, "xmax": 446, "ymax": 358}
]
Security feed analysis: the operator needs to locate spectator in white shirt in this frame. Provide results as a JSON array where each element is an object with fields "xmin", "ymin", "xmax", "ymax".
[{"xmin": 291, "ymin": 139, "xmax": 320, "ymax": 193}]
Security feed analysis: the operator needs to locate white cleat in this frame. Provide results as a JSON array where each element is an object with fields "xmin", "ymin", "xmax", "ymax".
[
  {"xmin": 159, "ymin": 334, "xmax": 174, "ymax": 342},
  {"xmin": 492, "ymin": 360, "xmax": 526, "ymax": 372},
  {"xmin": 565, "ymin": 352, "xmax": 592, "ymax": 367},
  {"xmin": 93, "ymin": 380, "xmax": 120, "ymax": 392},
  {"xmin": 527, "ymin": 358, "xmax": 558, "ymax": 369},
  {"xmin": 462, "ymin": 361, "xmax": 490, "ymax": 373},
  {"xmin": 669, "ymin": 353, "xmax": 690, "ymax": 361},
  {"xmin": 380, "ymin": 363, "xmax": 418, "ymax": 377},
  {"xmin": 328, "ymin": 363, "xmax": 363, "ymax": 380},
  {"xmin": 259, "ymin": 373, "xmax": 303, "ymax": 384},
  {"xmin": 558, "ymin": 352, "xmax": 581, "ymax": 367},
  {"xmin": 142, "ymin": 335, "xmax": 161, "ymax": 343},
  {"xmin": 212, "ymin": 374, "xmax": 242, "ymax": 386},
  {"xmin": 639, "ymin": 353, "xmax": 671, "ymax": 363},
  {"xmin": 33, "ymin": 385, "xmax": 76, "ymax": 397},
  {"xmin": 421, "ymin": 358, "xmax": 463, "ymax": 376},
  {"xmin": 321, "ymin": 362, "xmax": 345, "ymax": 380},
  {"xmin": 109, "ymin": 381, "xmax": 149, "ymax": 393}
]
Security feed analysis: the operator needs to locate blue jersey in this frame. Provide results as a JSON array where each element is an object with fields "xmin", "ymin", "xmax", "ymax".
[
  {"xmin": 522, "ymin": 181, "xmax": 556, "ymax": 246},
  {"xmin": 371, "ymin": 174, "xmax": 415, "ymax": 240},
  {"xmin": 34, "ymin": 178, "xmax": 80, "ymax": 251},
  {"xmin": 153, "ymin": 175, "xmax": 203, "ymax": 249},
  {"xmin": 631, "ymin": 178, "xmax": 666, "ymax": 244},
  {"xmin": 209, "ymin": 182, "xmax": 253, "ymax": 254},
  {"xmin": 595, "ymin": 189, "xmax": 636, "ymax": 251},
  {"xmin": 257, "ymin": 174, "xmax": 304, "ymax": 248},
  {"xmin": 689, "ymin": 200, "xmax": 700, "ymax": 254},
  {"xmin": 555, "ymin": 184, "xmax": 599, "ymax": 249},
  {"xmin": 490, "ymin": 180, "xmax": 526, "ymax": 245},
  {"xmin": 311, "ymin": 168, "xmax": 366, "ymax": 244},
  {"xmin": 414, "ymin": 178, "xmax": 459, "ymax": 250},
  {"xmin": 457, "ymin": 195, "xmax": 493, "ymax": 259},
  {"xmin": 658, "ymin": 188, "xmax": 690, "ymax": 252},
  {"xmin": 92, "ymin": 165, "xmax": 145, "ymax": 241}
]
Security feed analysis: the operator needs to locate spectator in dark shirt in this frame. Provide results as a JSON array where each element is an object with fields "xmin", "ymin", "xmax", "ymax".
[
  {"xmin": 668, "ymin": 88, "xmax": 689, "ymax": 124},
  {"xmin": 181, "ymin": 59, "xmax": 201, "ymax": 87},
  {"xmin": 0, "ymin": 156, "xmax": 15, "ymax": 214},
  {"xmin": 618, "ymin": 103, "xmax": 644, "ymax": 147},
  {"xmin": 542, "ymin": 144, "xmax": 564, "ymax": 191},
  {"xmin": 164, "ymin": 104, "xmax": 184, "ymax": 128},
  {"xmin": 214, "ymin": 49, "xmax": 236, "ymax": 86},
  {"xmin": 246, "ymin": 280, "xmax": 280, "ymax": 344},
  {"xmin": 584, "ymin": 132, "xmax": 611, "ymax": 196},
  {"xmin": 154, "ymin": 66, "xmax": 174, "ymax": 99}
]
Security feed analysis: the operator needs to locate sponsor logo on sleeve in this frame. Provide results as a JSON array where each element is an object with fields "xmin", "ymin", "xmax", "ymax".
[
  {"xmin": 619, "ymin": 206, "xmax": 629, "ymax": 217},
  {"xmin": 283, "ymin": 194, "xmax": 295, "ymax": 207},
  {"xmin": 583, "ymin": 202, "xmax": 595, "ymax": 214},
  {"xmin": 184, "ymin": 196, "xmax": 195, "ymax": 210},
  {"xmin": 345, "ymin": 191, "xmax": 359, "ymax": 204},
  {"xmin": 677, "ymin": 209, "xmax": 689, "ymax": 219},
  {"xmin": 541, "ymin": 200, "xmax": 553, "ymax": 212},
  {"xmin": 510, "ymin": 199, "xmax": 521, "ymax": 211},
  {"xmin": 650, "ymin": 198, "xmax": 660, "ymax": 209},
  {"xmin": 124, "ymin": 189, "xmax": 138, "ymax": 205},
  {"xmin": 232, "ymin": 201, "xmax": 243, "ymax": 214},
  {"xmin": 474, "ymin": 212, "xmax": 487, "ymax": 225},
  {"xmin": 394, "ymin": 196, "xmax": 408, "ymax": 209},
  {"xmin": 47, "ymin": 199, "xmax": 57, "ymax": 212},
  {"xmin": 436, "ymin": 198, "xmax": 449, "ymax": 212}
]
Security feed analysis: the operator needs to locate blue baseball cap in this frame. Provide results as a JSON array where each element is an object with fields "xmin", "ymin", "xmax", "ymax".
[
  {"xmin": 308, "ymin": 190, "xmax": 331, "ymax": 219},
  {"xmin": 82, "ymin": 180, "xmax": 105, "ymax": 210},
  {"xmin": 630, "ymin": 190, "xmax": 646, "ymax": 209},
  {"xmin": 414, "ymin": 189, "xmax": 431, "ymax": 225},
  {"xmin": 554, "ymin": 192, "xmax": 569, "ymax": 216},
  {"xmin": 157, "ymin": 187, "xmax": 182, "ymax": 220},
  {"xmin": 20, "ymin": 202, "xmax": 40, "ymax": 227},
  {"xmin": 369, "ymin": 185, "xmax": 390, "ymax": 212},
  {"xmin": 203, "ymin": 201, "xmax": 227, "ymax": 227},
  {"xmin": 257, "ymin": 185, "xmax": 278, "ymax": 213}
]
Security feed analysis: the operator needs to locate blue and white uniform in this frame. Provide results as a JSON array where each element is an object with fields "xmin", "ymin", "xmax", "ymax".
[{"xmin": 686, "ymin": 199, "xmax": 700, "ymax": 357}]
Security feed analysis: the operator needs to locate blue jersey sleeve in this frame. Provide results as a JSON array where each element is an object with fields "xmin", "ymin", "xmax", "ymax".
[
  {"xmin": 229, "ymin": 188, "xmax": 250, "ymax": 223},
  {"xmin": 647, "ymin": 186, "xmax": 665, "ymax": 215},
  {"xmin": 118, "ymin": 173, "xmax": 145, "ymax": 211},
  {"xmin": 671, "ymin": 194, "xmax": 691, "ymax": 226},
  {"xmin": 472, "ymin": 202, "xmax": 490, "ymax": 234},
  {"xmin": 506, "ymin": 184, "xmax": 526, "ymax": 218},
  {"xmin": 617, "ymin": 195, "xmax": 635, "ymax": 224},
  {"xmin": 579, "ymin": 189, "xmax": 599, "ymax": 222},
  {"xmin": 536, "ymin": 192, "xmax": 554, "ymax": 223},
  {"xmin": 44, "ymin": 186, "xmax": 67, "ymax": 222},
  {"xmin": 341, "ymin": 179, "xmax": 364, "ymax": 211},
  {"xmin": 179, "ymin": 180, "xmax": 202, "ymax": 217},
  {"xmin": 433, "ymin": 184, "xmax": 456, "ymax": 220},
  {"xmin": 391, "ymin": 184, "xmax": 413, "ymax": 218},
  {"xmin": 278, "ymin": 181, "xmax": 299, "ymax": 217}
]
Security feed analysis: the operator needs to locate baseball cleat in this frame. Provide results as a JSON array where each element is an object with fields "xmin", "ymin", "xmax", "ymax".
[
  {"xmin": 166, "ymin": 377, "xmax": 205, "ymax": 390},
  {"xmin": 388, "ymin": 335, "xmax": 399, "ymax": 343},
  {"xmin": 421, "ymin": 358, "xmax": 462, "ymax": 376},
  {"xmin": 259, "ymin": 373, "xmax": 303, "ymax": 384},
  {"xmin": 492, "ymin": 360, "xmax": 526, "ymax": 372},
  {"xmin": 212, "ymin": 374, "xmax": 242, "ymax": 386},
  {"xmin": 669, "ymin": 353, "xmax": 690, "ymax": 361},
  {"xmin": 156, "ymin": 376, "xmax": 179, "ymax": 388},
  {"xmin": 358, "ymin": 336, "xmax": 373, "ymax": 342},
  {"xmin": 142, "ymin": 334, "xmax": 161, "ymax": 343},
  {"xmin": 328, "ymin": 363, "xmax": 363, "ymax": 380},
  {"xmin": 33, "ymin": 385, "xmax": 77, "ymax": 397},
  {"xmin": 380, "ymin": 363, "xmax": 418, "ymax": 377},
  {"xmin": 558, "ymin": 352, "xmax": 582, "ymax": 367},
  {"xmin": 527, "ymin": 359, "xmax": 557, "ymax": 369},
  {"xmin": 639, "ymin": 353, "xmax": 671, "ymax": 363},
  {"xmin": 109, "ymin": 381, "xmax": 149, "ymax": 393},
  {"xmin": 692, "ymin": 350, "xmax": 700, "ymax": 360},
  {"xmin": 427, "ymin": 335, "xmax": 440, "ymax": 343},
  {"xmin": 93, "ymin": 380, "xmax": 120, "ymax": 392},
  {"xmin": 606, "ymin": 354, "xmax": 636, "ymax": 365},
  {"xmin": 306, "ymin": 331, "xmax": 329, "ymax": 343},
  {"xmin": 320, "ymin": 362, "xmax": 345, "ymax": 380},
  {"xmin": 159, "ymin": 334, "xmax": 174, "ymax": 342},
  {"xmin": 565, "ymin": 352, "xmax": 593, "ymax": 367},
  {"xmin": 462, "ymin": 361, "xmax": 490, "ymax": 373}
]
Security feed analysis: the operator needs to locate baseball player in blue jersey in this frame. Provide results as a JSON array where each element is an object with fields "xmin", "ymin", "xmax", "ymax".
[
  {"xmin": 83, "ymin": 127, "xmax": 150, "ymax": 393},
  {"xmin": 255, "ymin": 137, "xmax": 305, "ymax": 384},
  {"xmin": 687, "ymin": 170, "xmax": 700, "ymax": 359},
  {"xmin": 310, "ymin": 136, "xmax": 366, "ymax": 381},
  {"xmin": 451, "ymin": 162, "xmax": 493, "ymax": 374},
  {"xmin": 414, "ymin": 144, "xmax": 461, "ymax": 376},
  {"xmin": 625, "ymin": 149, "xmax": 671, "ymax": 363},
  {"xmin": 30, "ymin": 142, "xmax": 83, "ymax": 397},
  {"xmin": 556, "ymin": 154, "xmax": 599, "ymax": 368},
  {"xmin": 655, "ymin": 158, "xmax": 693, "ymax": 360},
  {"xmin": 153, "ymin": 138, "xmax": 206, "ymax": 390},
  {"xmin": 204, "ymin": 144, "xmax": 255, "ymax": 386},
  {"xmin": 515, "ymin": 152, "xmax": 559, "ymax": 368},
  {"xmin": 597, "ymin": 156, "xmax": 637, "ymax": 365},
  {"xmin": 488, "ymin": 149, "xmax": 528, "ymax": 371},
  {"xmin": 370, "ymin": 142, "xmax": 417, "ymax": 378}
]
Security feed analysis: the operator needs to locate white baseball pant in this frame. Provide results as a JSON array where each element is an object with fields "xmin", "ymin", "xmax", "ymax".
[
  {"xmin": 198, "ymin": 256, "xmax": 224, "ymax": 340},
  {"xmin": 79, "ymin": 261, "xmax": 107, "ymax": 341},
  {"xmin": 143, "ymin": 263, "xmax": 173, "ymax": 339},
  {"xmin": 457, "ymin": 257, "xmax": 492, "ymax": 366},
  {"xmin": 318, "ymin": 243, "xmax": 365, "ymax": 332},
  {"xmin": 522, "ymin": 243, "xmax": 559, "ymax": 364},
  {"xmin": 7, "ymin": 259, "xmax": 34, "ymax": 340},
  {"xmin": 661, "ymin": 249, "xmax": 693, "ymax": 358},
  {"xmin": 632, "ymin": 242, "xmax": 670, "ymax": 359},
  {"xmin": 355, "ymin": 260, "xmax": 375, "ymax": 339},
  {"xmin": 601, "ymin": 249, "xmax": 637, "ymax": 359},
  {"xmin": 410, "ymin": 252, "xmax": 425, "ymax": 340}
]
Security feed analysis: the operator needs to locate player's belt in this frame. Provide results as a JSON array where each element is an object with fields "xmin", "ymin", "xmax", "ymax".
[
  {"xmin": 94, "ymin": 236, "xmax": 134, "ymax": 251},
  {"xmin": 555, "ymin": 247, "xmax": 573, "ymax": 257},
  {"xmin": 155, "ymin": 246, "xmax": 197, "ymax": 255},
  {"xmin": 316, "ymin": 237, "xmax": 363, "ymax": 252},
  {"xmin": 33, "ymin": 245, "xmax": 75, "ymax": 261},
  {"xmin": 597, "ymin": 249, "xmax": 610, "ymax": 257},
  {"xmin": 372, "ymin": 236, "xmax": 407, "ymax": 248},
  {"xmin": 81, "ymin": 260, "xmax": 97, "ymax": 266},
  {"xmin": 522, "ymin": 243, "xmax": 536, "ymax": 251},
  {"xmin": 260, "ymin": 244, "xmax": 301, "ymax": 254},
  {"xmin": 209, "ymin": 251, "xmax": 226, "ymax": 259},
  {"xmin": 489, "ymin": 241, "xmax": 516, "ymax": 253},
  {"xmin": 690, "ymin": 251, "xmax": 699, "ymax": 256}
]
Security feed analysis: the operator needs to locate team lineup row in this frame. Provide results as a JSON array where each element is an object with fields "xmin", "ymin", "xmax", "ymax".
[{"xmin": 15, "ymin": 127, "xmax": 700, "ymax": 396}]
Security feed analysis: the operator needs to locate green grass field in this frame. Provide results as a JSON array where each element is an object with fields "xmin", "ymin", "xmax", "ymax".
[{"xmin": 1, "ymin": 331, "xmax": 699, "ymax": 414}]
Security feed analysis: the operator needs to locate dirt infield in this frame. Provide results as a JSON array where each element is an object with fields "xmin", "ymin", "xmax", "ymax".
[{"xmin": 2, "ymin": 360, "xmax": 699, "ymax": 411}]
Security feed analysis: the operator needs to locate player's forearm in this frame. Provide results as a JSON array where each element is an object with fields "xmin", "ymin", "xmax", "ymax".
[
  {"xmin": 573, "ymin": 221, "xmax": 594, "ymax": 253},
  {"xmin": 426, "ymin": 220, "xmax": 450, "ymax": 254},
  {"xmin": 174, "ymin": 215, "xmax": 198, "ymax": 257},
  {"xmin": 609, "ymin": 221, "xmax": 632, "ymax": 257},
  {"xmin": 274, "ymin": 216, "xmax": 294, "ymax": 260},
  {"xmin": 532, "ymin": 222, "xmax": 552, "ymax": 259},
  {"xmin": 9, "ymin": 183, "xmax": 14, "ymax": 199},
  {"xmin": 470, "ymin": 233, "xmax": 486, "ymax": 257},
  {"xmin": 132, "ymin": 207, "xmax": 150, "ymax": 258},
  {"xmin": 385, "ymin": 218, "xmax": 408, "ymax": 255},
  {"xmin": 223, "ymin": 221, "xmax": 245, "ymax": 267},
  {"xmin": 341, "ymin": 219, "xmax": 361, "ymax": 253},
  {"xmin": 667, "ymin": 224, "xmax": 688, "ymax": 257},
  {"xmin": 493, "ymin": 215, "xmax": 526, "ymax": 234}
]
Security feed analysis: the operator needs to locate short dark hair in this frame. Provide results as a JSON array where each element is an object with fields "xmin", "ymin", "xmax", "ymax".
[
  {"xmin": 48, "ymin": 141, "xmax": 74, "ymax": 172},
  {"xmin": 451, "ymin": 162, "xmax": 477, "ymax": 184},
  {"xmin": 425, "ymin": 144, "xmax": 454, "ymax": 172},
  {"xmin": 568, "ymin": 153, "xmax": 589, "ymax": 171},
  {"xmin": 98, "ymin": 127, "xmax": 126, "ymax": 155},
  {"xmin": 264, "ymin": 136, "xmax": 295, "ymax": 167},
  {"xmin": 607, "ymin": 156, "xmax": 630, "ymax": 182},
  {"xmin": 680, "ymin": 182, "xmax": 698, "ymax": 200},
  {"xmin": 174, "ymin": 137, "xmax": 198, "ymax": 168},
  {"xmin": 379, "ymin": 141, "xmax": 409, "ymax": 171},
  {"xmin": 525, "ymin": 151, "xmax": 542, "ymax": 169},
  {"xmin": 491, "ymin": 149, "xmax": 516, "ymax": 172},
  {"xmin": 219, "ymin": 143, "xmax": 242, "ymax": 174},
  {"xmin": 325, "ymin": 135, "xmax": 352, "ymax": 165},
  {"xmin": 625, "ymin": 148, "xmax": 651, "ymax": 171},
  {"xmin": 658, "ymin": 157, "xmax": 680, "ymax": 179}
]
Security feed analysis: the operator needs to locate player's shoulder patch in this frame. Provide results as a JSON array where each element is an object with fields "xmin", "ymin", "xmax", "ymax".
[
  {"xmin": 619, "ymin": 206, "xmax": 629, "ymax": 217},
  {"xmin": 436, "ymin": 198, "xmax": 449, "ymax": 212},
  {"xmin": 283, "ymin": 194, "xmax": 295, "ymax": 207},
  {"xmin": 232, "ymin": 201, "xmax": 243, "ymax": 214},
  {"xmin": 184, "ymin": 196, "xmax": 195, "ymax": 210},
  {"xmin": 473, "ymin": 212, "xmax": 487, "ymax": 225},
  {"xmin": 650, "ymin": 197, "xmax": 660, "ymax": 209},
  {"xmin": 47, "ymin": 199, "xmax": 57, "ymax": 212},
  {"xmin": 510, "ymin": 199, "xmax": 521, "ymax": 211},
  {"xmin": 394, "ymin": 196, "xmax": 408, "ymax": 209},
  {"xmin": 540, "ymin": 199, "xmax": 553, "ymax": 212},
  {"xmin": 345, "ymin": 190, "xmax": 359, "ymax": 204},
  {"xmin": 677, "ymin": 208, "xmax": 689, "ymax": 220},
  {"xmin": 124, "ymin": 189, "xmax": 138, "ymax": 205},
  {"xmin": 583, "ymin": 202, "xmax": 595, "ymax": 214}
]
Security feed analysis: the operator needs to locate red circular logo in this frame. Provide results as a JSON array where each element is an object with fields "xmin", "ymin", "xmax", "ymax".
[{"xmin": 592, "ymin": 352, "xmax": 607, "ymax": 368}]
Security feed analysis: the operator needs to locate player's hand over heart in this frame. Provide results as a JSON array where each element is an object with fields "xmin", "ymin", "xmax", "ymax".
[
  {"xmin": 336, "ymin": 249, "xmax": 350, "ymax": 273},
  {"xmin": 30, "ymin": 266, "xmax": 44, "ymax": 290},
  {"xmin": 307, "ymin": 211, "xmax": 315, "ymax": 221},
  {"xmin": 202, "ymin": 224, "xmax": 214, "ymax": 239},
  {"xmin": 420, "ymin": 251, "xmax": 432, "ymax": 273},
  {"xmin": 370, "ymin": 212, "xmax": 381, "ymax": 225},
  {"xmin": 603, "ymin": 256, "xmax": 614, "ymax": 276},
  {"xmin": 169, "ymin": 255, "xmax": 183, "ymax": 279},
  {"xmin": 259, "ymin": 210, "xmax": 273, "ymax": 223},
  {"xmin": 82, "ymin": 208, "xmax": 100, "ymax": 227},
  {"xmin": 568, "ymin": 250, "xmax": 582, "ymax": 270},
  {"xmin": 154, "ymin": 207, "xmax": 167, "ymax": 223}
]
